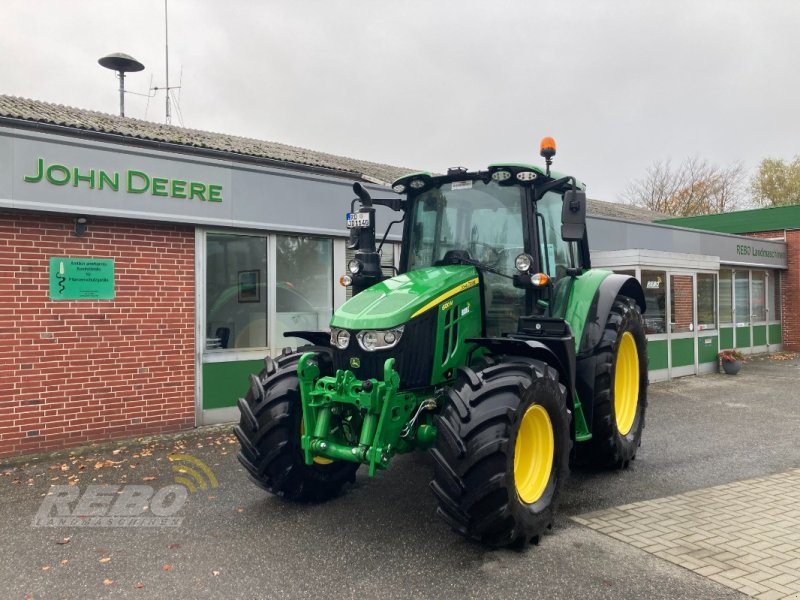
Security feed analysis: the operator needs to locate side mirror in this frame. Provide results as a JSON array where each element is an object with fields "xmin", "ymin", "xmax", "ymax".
[{"xmin": 561, "ymin": 189, "xmax": 586, "ymax": 241}]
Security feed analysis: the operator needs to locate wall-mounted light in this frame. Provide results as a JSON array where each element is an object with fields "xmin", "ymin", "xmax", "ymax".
[{"xmin": 73, "ymin": 216, "xmax": 88, "ymax": 237}]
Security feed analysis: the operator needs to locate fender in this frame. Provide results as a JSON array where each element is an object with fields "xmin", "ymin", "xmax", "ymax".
[
  {"xmin": 467, "ymin": 334, "xmax": 579, "ymax": 438},
  {"xmin": 575, "ymin": 274, "xmax": 645, "ymax": 357},
  {"xmin": 283, "ymin": 330, "xmax": 331, "ymax": 347}
]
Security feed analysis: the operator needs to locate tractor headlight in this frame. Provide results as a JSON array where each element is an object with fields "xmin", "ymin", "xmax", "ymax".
[
  {"xmin": 348, "ymin": 259, "xmax": 362, "ymax": 274},
  {"xmin": 355, "ymin": 326, "xmax": 404, "ymax": 351},
  {"xmin": 515, "ymin": 253, "xmax": 533, "ymax": 272},
  {"xmin": 330, "ymin": 328, "xmax": 351, "ymax": 349}
]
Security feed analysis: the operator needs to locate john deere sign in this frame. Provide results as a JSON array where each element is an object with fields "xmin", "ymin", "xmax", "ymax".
[{"xmin": 24, "ymin": 158, "xmax": 223, "ymax": 202}]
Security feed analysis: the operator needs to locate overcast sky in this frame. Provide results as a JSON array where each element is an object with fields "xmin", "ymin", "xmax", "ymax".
[{"xmin": 3, "ymin": 1, "xmax": 799, "ymax": 201}]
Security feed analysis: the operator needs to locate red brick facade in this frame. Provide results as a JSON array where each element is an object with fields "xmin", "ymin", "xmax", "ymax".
[
  {"xmin": 748, "ymin": 229, "xmax": 798, "ymax": 350},
  {"xmin": 0, "ymin": 212, "xmax": 195, "ymax": 458}
]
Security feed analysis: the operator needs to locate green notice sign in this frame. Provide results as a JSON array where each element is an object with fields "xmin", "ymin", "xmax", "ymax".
[{"xmin": 49, "ymin": 257, "xmax": 115, "ymax": 300}]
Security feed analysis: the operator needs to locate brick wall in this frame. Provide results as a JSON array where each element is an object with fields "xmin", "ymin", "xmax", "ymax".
[
  {"xmin": 748, "ymin": 230, "xmax": 799, "ymax": 350},
  {"xmin": 0, "ymin": 212, "xmax": 195, "ymax": 458}
]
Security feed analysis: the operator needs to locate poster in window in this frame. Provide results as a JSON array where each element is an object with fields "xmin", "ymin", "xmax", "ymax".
[{"xmin": 238, "ymin": 270, "xmax": 260, "ymax": 303}]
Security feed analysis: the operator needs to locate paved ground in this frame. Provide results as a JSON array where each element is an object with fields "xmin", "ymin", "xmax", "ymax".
[
  {"xmin": 1, "ymin": 353, "xmax": 799, "ymax": 600},
  {"xmin": 574, "ymin": 470, "xmax": 800, "ymax": 599}
]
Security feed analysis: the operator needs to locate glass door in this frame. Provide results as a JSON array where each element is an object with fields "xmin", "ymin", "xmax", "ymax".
[
  {"xmin": 751, "ymin": 270, "xmax": 767, "ymax": 351},
  {"xmin": 733, "ymin": 270, "xmax": 751, "ymax": 350},
  {"xmin": 669, "ymin": 273, "xmax": 696, "ymax": 377}
]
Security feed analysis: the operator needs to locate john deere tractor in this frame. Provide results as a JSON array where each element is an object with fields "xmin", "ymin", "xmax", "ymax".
[{"xmin": 235, "ymin": 138, "xmax": 648, "ymax": 548}]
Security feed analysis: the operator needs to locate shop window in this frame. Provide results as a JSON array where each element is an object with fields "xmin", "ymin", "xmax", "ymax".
[
  {"xmin": 751, "ymin": 271, "xmax": 766, "ymax": 323},
  {"xmin": 275, "ymin": 236, "xmax": 333, "ymax": 349},
  {"xmin": 719, "ymin": 269, "xmax": 732, "ymax": 325},
  {"xmin": 768, "ymin": 271, "xmax": 781, "ymax": 321},
  {"xmin": 206, "ymin": 233, "xmax": 268, "ymax": 350},
  {"xmin": 696, "ymin": 273, "xmax": 717, "ymax": 331},
  {"xmin": 734, "ymin": 271, "xmax": 750, "ymax": 325},
  {"xmin": 670, "ymin": 274, "xmax": 694, "ymax": 334},
  {"xmin": 641, "ymin": 270, "xmax": 666, "ymax": 334}
]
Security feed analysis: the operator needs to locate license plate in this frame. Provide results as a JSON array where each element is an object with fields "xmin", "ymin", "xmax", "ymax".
[{"xmin": 346, "ymin": 212, "xmax": 370, "ymax": 229}]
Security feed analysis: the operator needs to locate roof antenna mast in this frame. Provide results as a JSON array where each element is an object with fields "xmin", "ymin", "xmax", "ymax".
[{"xmin": 165, "ymin": 0, "xmax": 171, "ymax": 124}]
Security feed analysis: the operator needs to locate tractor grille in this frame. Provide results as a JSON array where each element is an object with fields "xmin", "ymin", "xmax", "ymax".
[{"xmin": 331, "ymin": 309, "xmax": 437, "ymax": 390}]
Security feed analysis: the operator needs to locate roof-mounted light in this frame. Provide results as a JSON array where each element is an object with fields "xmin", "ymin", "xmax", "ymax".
[
  {"xmin": 491, "ymin": 170, "xmax": 512, "ymax": 182},
  {"xmin": 540, "ymin": 137, "xmax": 556, "ymax": 159},
  {"xmin": 392, "ymin": 183, "xmax": 406, "ymax": 194},
  {"xmin": 516, "ymin": 171, "xmax": 537, "ymax": 182},
  {"xmin": 409, "ymin": 179, "xmax": 425, "ymax": 189}
]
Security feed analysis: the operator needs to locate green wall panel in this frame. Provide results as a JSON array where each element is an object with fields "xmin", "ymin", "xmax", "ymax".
[
  {"xmin": 203, "ymin": 360, "xmax": 264, "ymax": 410},
  {"xmin": 671, "ymin": 338, "xmax": 694, "ymax": 367},
  {"xmin": 769, "ymin": 324, "xmax": 782, "ymax": 344},
  {"xmin": 735, "ymin": 326, "xmax": 751, "ymax": 349},
  {"xmin": 720, "ymin": 327, "xmax": 734, "ymax": 350},
  {"xmin": 698, "ymin": 335, "xmax": 719, "ymax": 364},
  {"xmin": 752, "ymin": 325, "xmax": 767, "ymax": 346},
  {"xmin": 647, "ymin": 339, "xmax": 668, "ymax": 370}
]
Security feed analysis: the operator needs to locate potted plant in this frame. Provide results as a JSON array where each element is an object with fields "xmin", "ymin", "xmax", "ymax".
[{"xmin": 718, "ymin": 349, "xmax": 745, "ymax": 375}]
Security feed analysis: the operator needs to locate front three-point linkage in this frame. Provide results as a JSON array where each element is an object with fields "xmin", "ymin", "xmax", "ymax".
[{"xmin": 297, "ymin": 353, "xmax": 437, "ymax": 476}]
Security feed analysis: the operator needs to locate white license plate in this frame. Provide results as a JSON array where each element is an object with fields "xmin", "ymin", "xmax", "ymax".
[{"xmin": 346, "ymin": 212, "xmax": 371, "ymax": 228}]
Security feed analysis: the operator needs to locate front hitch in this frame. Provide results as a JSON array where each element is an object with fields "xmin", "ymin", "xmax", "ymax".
[{"xmin": 297, "ymin": 353, "xmax": 434, "ymax": 476}]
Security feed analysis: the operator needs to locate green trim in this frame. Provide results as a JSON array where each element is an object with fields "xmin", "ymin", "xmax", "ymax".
[
  {"xmin": 670, "ymin": 338, "xmax": 694, "ymax": 368},
  {"xmin": 697, "ymin": 335, "xmax": 719, "ymax": 364},
  {"xmin": 753, "ymin": 325, "xmax": 767, "ymax": 346},
  {"xmin": 657, "ymin": 204, "xmax": 800, "ymax": 234},
  {"xmin": 720, "ymin": 326, "xmax": 734, "ymax": 350},
  {"xmin": 202, "ymin": 360, "xmax": 263, "ymax": 410},
  {"xmin": 735, "ymin": 326, "xmax": 751, "ymax": 349},
  {"xmin": 646, "ymin": 339, "xmax": 668, "ymax": 370},
  {"xmin": 769, "ymin": 323, "xmax": 782, "ymax": 344}
]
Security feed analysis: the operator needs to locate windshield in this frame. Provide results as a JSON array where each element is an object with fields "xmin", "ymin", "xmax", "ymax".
[
  {"xmin": 406, "ymin": 180, "xmax": 525, "ymax": 273},
  {"xmin": 406, "ymin": 180, "xmax": 525, "ymax": 336}
]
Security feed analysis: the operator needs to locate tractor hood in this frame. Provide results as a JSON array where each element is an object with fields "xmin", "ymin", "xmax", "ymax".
[{"xmin": 331, "ymin": 265, "xmax": 479, "ymax": 330}]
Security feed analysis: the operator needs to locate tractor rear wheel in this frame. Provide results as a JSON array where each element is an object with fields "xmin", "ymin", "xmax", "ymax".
[
  {"xmin": 234, "ymin": 348, "xmax": 359, "ymax": 502},
  {"xmin": 430, "ymin": 358, "xmax": 571, "ymax": 548},
  {"xmin": 577, "ymin": 295, "xmax": 648, "ymax": 469}
]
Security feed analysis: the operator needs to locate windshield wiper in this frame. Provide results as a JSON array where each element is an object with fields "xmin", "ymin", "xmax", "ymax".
[{"xmin": 437, "ymin": 250, "xmax": 513, "ymax": 279}]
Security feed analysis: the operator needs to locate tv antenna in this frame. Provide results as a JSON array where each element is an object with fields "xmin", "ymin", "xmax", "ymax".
[
  {"xmin": 150, "ymin": 0, "xmax": 181, "ymax": 124},
  {"xmin": 98, "ymin": 52, "xmax": 145, "ymax": 117}
]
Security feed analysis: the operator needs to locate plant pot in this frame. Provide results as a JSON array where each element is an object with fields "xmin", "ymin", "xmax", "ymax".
[{"xmin": 722, "ymin": 359, "xmax": 742, "ymax": 375}]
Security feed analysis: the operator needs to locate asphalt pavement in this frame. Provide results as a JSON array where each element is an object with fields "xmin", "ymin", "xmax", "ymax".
[{"xmin": 1, "ymin": 353, "xmax": 799, "ymax": 600}]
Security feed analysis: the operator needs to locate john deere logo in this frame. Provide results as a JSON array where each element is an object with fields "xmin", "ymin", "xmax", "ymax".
[{"xmin": 350, "ymin": 357, "xmax": 361, "ymax": 368}]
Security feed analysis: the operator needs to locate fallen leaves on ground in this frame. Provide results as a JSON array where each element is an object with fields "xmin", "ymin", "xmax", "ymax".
[
  {"xmin": 103, "ymin": 579, "xmax": 113, "ymax": 586},
  {"xmin": 99, "ymin": 557, "xmax": 111, "ymax": 564},
  {"xmin": 56, "ymin": 537, "xmax": 71, "ymax": 545},
  {"xmin": 163, "ymin": 564, "xmax": 173, "ymax": 571}
]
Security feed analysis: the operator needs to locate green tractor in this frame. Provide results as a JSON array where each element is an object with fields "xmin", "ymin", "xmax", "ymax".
[{"xmin": 234, "ymin": 138, "xmax": 648, "ymax": 548}]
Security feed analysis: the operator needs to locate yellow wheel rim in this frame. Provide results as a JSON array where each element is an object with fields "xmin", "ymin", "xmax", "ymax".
[
  {"xmin": 300, "ymin": 419, "xmax": 333, "ymax": 465},
  {"xmin": 614, "ymin": 331, "xmax": 640, "ymax": 436},
  {"xmin": 513, "ymin": 405, "xmax": 554, "ymax": 504}
]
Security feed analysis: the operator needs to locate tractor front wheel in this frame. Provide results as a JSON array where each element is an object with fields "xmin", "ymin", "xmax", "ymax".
[
  {"xmin": 234, "ymin": 348, "xmax": 359, "ymax": 502},
  {"xmin": 430, "ymin": 358, "xmax": 571, "ymax": 548}
]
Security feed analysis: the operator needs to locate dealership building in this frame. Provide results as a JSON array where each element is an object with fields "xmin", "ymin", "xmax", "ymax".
[{"xmin": 0, "ymin": 96, "xmax": 793, "ymax": 458}]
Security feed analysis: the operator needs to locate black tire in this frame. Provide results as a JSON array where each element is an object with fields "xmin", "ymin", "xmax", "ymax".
[
  {"xmin": 233, "ymin": 347, "xmax": 359, "ymax": 502},
  {"xmin": 577, "ymin": 295, "xmax": 648, "ymax": 469},
  {"xmin": 430, "ymin": 358, "xmax": 571, "ymax": 548}
]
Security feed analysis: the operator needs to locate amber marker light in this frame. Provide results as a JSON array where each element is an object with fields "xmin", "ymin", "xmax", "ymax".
[
  {"xmin": 340, "ymin": 274, "xmax": 353, "ymax": 286},
  {"xmin": 530, "ymin": 272, "xmax": 550, "ymax": 287},
  {"xmin": 539, "ymin": 136, "xmax": 556, "ymax": 158}
]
